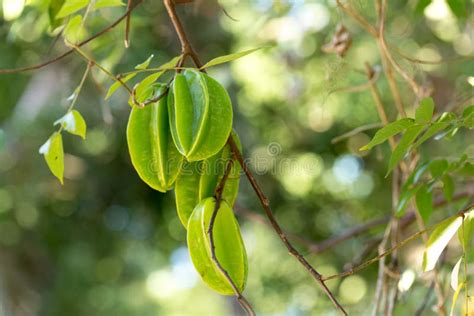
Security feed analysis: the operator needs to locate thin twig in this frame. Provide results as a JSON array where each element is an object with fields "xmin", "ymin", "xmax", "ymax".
[
  {"xmin": 322, "ymin": 204, "xmax": 473, "ymax": 282},
  {"xmin": 328, "ymin": 67, "xmax": 381, "ymax": 96},
  {"xmin": 0, "ymin": 0, "xmax": 143, "ymax": 74},
  {"xmin": 125, "ymin": 0, "xmax": 133, "ymax": 48},
  {"xmin": 331, "ymin": 122, "xmax": 383, "ymax": 144},
  {"xmin": 71, "ymin": 45, "xmax": 133, "ymax": 95},
  {"xmin": 163, "ymin": 0, "xmax": 204, "ymax": 69},
  {"xmin": 392, "ymin": 47, "xmax": 474, "ymax": 65},
  {"xmin": 207, "ymin": 157, "xmax": 256, "ymax": 316},
  {"xmin": 335, "ymin": 0, "xmax": 377, "ymax": 37},
  {"xmin": 378, "ymin": 0, "xmax": 421, "ymax": 99}
]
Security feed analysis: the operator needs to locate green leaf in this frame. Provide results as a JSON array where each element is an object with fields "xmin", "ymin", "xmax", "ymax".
[
  {"xmin": 446, "ymin": 0, "xmax": 468, "ymax": 18},
  {"xmin": 63, "ymin": 15, "xmax": 84, "ymax": 43},
  {"xmin": 450, "ymin": 282, "xmax": 465, "ymax": 316},
  {"xmin": 415, "ymin": 98, "xmax": 435, "ymax": 124},
  {"xmin": 201, "ymin": 47, "xmax": 267, "ymax": 69},
  {"xmin": 416, "ymin": 186, "xmax": 433, "ymax": 223},
  {"xmin": 450, "ymin": 258, "xmax": 462, "ymax": 291},
  {"xmin": 429, "ymin": 159, "xmax": 448, "ymax": 178},
  {"xmin": 168, "ymin": 69, "xmax": 233, "ymax": 161},
  {"xmin": 187, "ymin": 197, "xmax": 248, "ymax": 295},
  {"xmin": 457, "ymin": 209, "xmax": 474, "ymax": 249},
  {"xmin": 442, "ymin": 174, "xmax": 455, "ymax": 201},
  {"xmin": 133, "ymin": 73, "xmax": 164, "ymax": 104},
  {"xmin": 396, "ymin": 186, "xmax": 418, "ymax": 217},
  {"xmin": 127, "ymin": 86, "xmax": 183, "ymax": 192},
  {"xmin": 387, "ymin": 124, "xmax": 425, "ymax": 174},
  {"xmin": 105, "ymin": 73, "xmax": 135, "ymax": 100},
  {"xmin": 135, "ymin": 54, "xmax": 154, "ymax": 70},
  {"xmin": 423, "ymin": 215, "xmax": 463, "ymax": 271},
  {"xmin": 462, "ymin": 105, "xmax": 474, "ymax": 128},
  {"xmin": 360, "ymin": 118, "xmax": 414, "ymax": 151},
  {"xmin": 413, "ymin": 114, "xmax": 453, "ymax": 148},
  {"xmin": 415, "ymin": 0, "xmax": 432, "ymax": 14},
  {"xmin": 56, "ymin": 0, "xmax": 89, "ymax": 18},
  {"xmin": 54, "ymin": 110, "xmax": 87, "ymax": 139},
  {"xmin": 39, "ymin": 132, "xmax": 65, "ymax": 184},
  {"xmin": 93, "ymin": 0, "xmax": 125, "ymax": 9},
  {"xmin": 48, "ymin": 0, "xmax": 66, "ymax": 29}
]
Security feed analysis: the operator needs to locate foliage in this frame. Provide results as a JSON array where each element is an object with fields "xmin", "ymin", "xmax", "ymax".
[{"xmin": 0, "ymin": 0, "xmax": 473, "ymax": 315}]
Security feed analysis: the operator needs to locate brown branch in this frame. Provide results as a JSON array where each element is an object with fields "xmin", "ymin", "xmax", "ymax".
[
  {"xmin": 124, "ymin": 0, "xmax": 133, "ymax": 48},
  {"xmin": 163, "ymin": 0, "xmax": 203, "ymax": 69},
  {"xmin": 335, "ymin": 0, "xmax": 377, "ymax": 37},
  {"xmin": 392, "ymin": 47, "xmax": 474, "ymax": 65},
  {"xmin": 0, "ymin": 0, "xmax": 143, "ymax": 74},
  {"xmin": 322, "ymin": 204, "xmax": 474, "ymax": 282},
  {"xmin": 228, "ymin": 136, "xmax": 348, "ymax": 315},
  {"xmin": 308, "ymin": 216, "xmax": 389, "ymax": 254},
  {"xmin": 207, "ymin": 157, "xmax": 256, "ymax": 316},
  {"xmin": 364, "ymin": 63, "xmax": 397, "ymax": 150},
  {"xmin": 377, "ymin": 0, "xmax": 421, "ymax": 100},
  {"xmin": 161, "ymin": 1, "xmax": 346, "ymax": 313}
]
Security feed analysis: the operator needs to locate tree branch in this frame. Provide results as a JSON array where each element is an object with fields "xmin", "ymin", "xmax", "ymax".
[
  {"xmin": 0, "ymin": 0, "xmax": 143, "ymax": 74},
  {"xmin": 322, "ymin": 204, "xmax": 473, "ymax": 282}
]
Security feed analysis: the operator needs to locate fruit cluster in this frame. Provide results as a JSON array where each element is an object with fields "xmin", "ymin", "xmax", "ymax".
[{"xmin": 127, "ymin": 69, "xmax": 247, "ymax": 294}]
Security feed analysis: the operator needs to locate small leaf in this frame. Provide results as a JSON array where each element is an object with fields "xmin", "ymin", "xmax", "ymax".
[
  {"xmin": 93, "ymin": 0, "xmax": 125, "ymax": 9},
  {"xmin": 387, "ymin": 124, "xmax": 425, "ymax": 175},
  {"xmin": 429, "ymin": 159, "xmax": 448, "ymax": 178},
  {"xmin": 48, "ymin": 0, "xmax": 66, "ymax": 29},
  {"xmin": 201, "ymin": 47, "xmax": 268, "ymax": 69},
  {"xmin": 133, "ymin": 72, "xmax": 164, "ymax": 104},
  {"xmin": 396, "ymin": 186, "xmax": 418, "ymax": 217},
  {"xmin": 54, "ymin": 110, "xmax": 87, "ymax": 139},
  {"xmin": 39, "ymin": 132, "xmax": 65, "ymax": 184},
  {"xmin": 450, "ymin": 258, "xmax": 462, "ymax": 291},
  {"xmin": 415, "ymin": 97, "xmax": 435, "ymax": 124},
  {"xmin": 462, "ymin": 105, "xmax": 474, "ymax": 128},
  {"xmin": 450, "ymin": 282, "xmax": 465, "ymax": 316},
  {"xmin": 63, "ymin": 15, "xmax": 84, "ymax": 43},
  {"xmin": 135, "ymin": 54, "xmax": 154, "ymax": 70},
  {"xmin": 458, "ymin": 209, "xmax": 474, "ymax": 249},
  {"xmin": 442, "ymin": 174, "xmax": 455, "ymax": 201},
  {"xmin": 360, "ymin": 118, "xmax": 415, "ymax": 151},
  {"xmin": 423, "ymin": 215, "xmax": 463, "ymax": 271},
  {"xmin": 416, "ymin": 186, "xmax": 433, "ymax": 223},
  {"xmin": 413, "ymin": 121, "xmax": 451, "ymax": 148},
  {"xmin": 105, "ymin": 73, "xmax": 135, "ymax": 100},
  {"xmin": 56, "ymin": 0, "xmax": 89, "ymax": 18}
]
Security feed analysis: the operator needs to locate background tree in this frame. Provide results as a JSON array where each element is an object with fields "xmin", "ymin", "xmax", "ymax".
[{"xmin": 0, "ymin": 0, "xmax": 472, "ymax": 315}]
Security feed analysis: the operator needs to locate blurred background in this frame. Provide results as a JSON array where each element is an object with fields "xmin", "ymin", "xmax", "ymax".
[{"xmin": 0, "ymin": 0, "xmax": 473, "ymax": 315}]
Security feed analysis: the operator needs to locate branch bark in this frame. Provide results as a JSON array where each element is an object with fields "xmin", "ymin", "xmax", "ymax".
[{"xmin": 0, "ymin": 0, "xmax": 143, "ymax": 74}]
